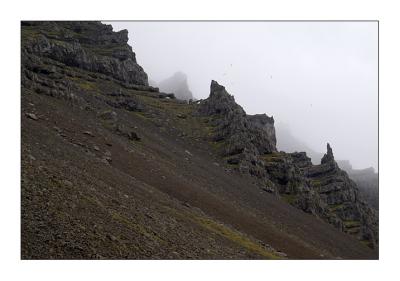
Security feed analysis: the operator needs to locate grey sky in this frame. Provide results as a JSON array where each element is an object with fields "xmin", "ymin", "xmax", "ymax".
[{"xmin": 107, "ymin": 21, "xmax": 378, "ymax": 170}]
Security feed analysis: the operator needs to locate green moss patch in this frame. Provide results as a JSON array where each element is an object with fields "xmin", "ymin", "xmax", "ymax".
[
  {"xmin": 166, "ymin": 207, "xmax": 281, "ymax": 259},
  {"xmin": 343, "ymin": 220, "xmax": 361, "ymax": 228},
  {"xmin": 310, "ymin": 179, "xmax": 323, "ymax": 187},
  {"xmin": 261, "ymin": 152, "xmax": 286, "ymax": 162},
  {"xmin": 281, "ymin": 194, "xmax": 297, "ymax": 204},
  {"xmin": 109, "ymin": 210, "xmax": 165, "ymax": 244},
  {"xmin": 328, "ymin": 204, "xmax": 344, "ymax": 211}
]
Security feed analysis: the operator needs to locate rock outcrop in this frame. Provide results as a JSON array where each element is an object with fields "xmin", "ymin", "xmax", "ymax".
[
  {"xmin": 304, "ymin": 144, "xmax": 378, "ymax": 247},
  {"xmin": 321, "ymin": 143, "xmax": 335, "ymax": 164},
  {"xmin": 197, "ymin": 81, "xmax": 276, "ymax": 155},
  {"xmin": 197, "ymin": 81, "xmax": 378, "ymax": 248},
  {"xmin": 197, "ymin": 81, "xmax": 277, "ymax": 184},
  {"xmin": 22, "ymin": 21, "xmax": 150, "ymax": 87},
  {"xmin": 276, "ymin": 125, "xmax": 379, "ymax": 211}
]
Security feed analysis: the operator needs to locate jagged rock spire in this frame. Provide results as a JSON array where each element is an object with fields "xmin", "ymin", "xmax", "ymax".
[
  {"xmin": 210, "ymin": 80, "xmax": 226, "ymax": 95},
  {"xmin": 197, "ymin": 80, "xmax": 277, "ymax": 157},
  {"xmin": 321, "ymin": 142, "xmax": 335, "ymax": 164},
  {"xmin": 196, "ymin": 80, "xmax": 239, "ymax": 116}
]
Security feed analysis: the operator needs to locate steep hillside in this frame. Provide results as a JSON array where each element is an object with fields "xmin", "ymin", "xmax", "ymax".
[{"xmin": 21, "ymin": 21, "xmax": 378, "ymax": 259}]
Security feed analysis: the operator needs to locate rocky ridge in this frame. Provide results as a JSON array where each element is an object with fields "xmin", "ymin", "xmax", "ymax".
[
  {"xmin": 276, "ymin": 125, "xmax": 379, "ymax": 211},
  {"xmin": 22, "ymin": 21, "xmax": 152, "ymax": 93},
  {"xmin": 197, "ymin": 82, "xmax": 378, "ymax": 248}
]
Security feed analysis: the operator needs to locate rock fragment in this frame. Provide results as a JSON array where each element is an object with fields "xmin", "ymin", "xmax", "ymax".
[{"xmin": 26, "ymin": 113, "xmax": 39, "ymax": 120}]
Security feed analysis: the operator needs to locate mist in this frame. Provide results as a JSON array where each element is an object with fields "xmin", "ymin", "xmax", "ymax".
[{"xmin": 106, "ymin": 21, "xmax": 378, "ymax": 171}]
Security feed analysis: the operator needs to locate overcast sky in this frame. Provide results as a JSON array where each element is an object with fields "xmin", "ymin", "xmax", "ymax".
[{"xmin": 107, "ymin": 21, "xmax": 378, "ymax": 170}]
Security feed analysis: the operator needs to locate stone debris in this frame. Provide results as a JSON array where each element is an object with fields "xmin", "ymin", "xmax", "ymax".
[{"xmin": 26, "ymin": 113, "xmax": 39, "ymax": 120}]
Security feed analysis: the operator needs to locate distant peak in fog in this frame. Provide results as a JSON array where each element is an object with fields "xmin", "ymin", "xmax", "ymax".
[
  {"xmin": 171, "ymin": 71, "xmax": 188, "ymax": 79},
  {"xmin": 275, "ymin": 122, "xmax": 323, "ymax": 164},
  {"xmin": 157, "ymin": 71, "xmax": 194, "ymax": 101}
]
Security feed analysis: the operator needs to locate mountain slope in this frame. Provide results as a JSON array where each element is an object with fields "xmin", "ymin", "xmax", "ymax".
[{"xmin": 21, "ymin": 21, "xmax": 377, "ymax": 259}]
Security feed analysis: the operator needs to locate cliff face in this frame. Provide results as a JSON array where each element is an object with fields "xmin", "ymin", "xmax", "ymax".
[
  {"xmin": 276, "ymin": 125, "xmax": 379, "ymax": 212},
  {"xmin": 197, "ymin": 81, "xmax": 276, "ymax": 155},
  {"xmin": 305, "ymin": 145, "xmax": 378, "ymax": 247},
  {"xmin": 22, "ymin": 21, "xmax": 149, "ymax": 88},
  {"xmin": 197, "ymin": 82, "xmax": 378, "ymax": 248},
  {"xmin": 196, "ymin": 81, "xmax": 277, "ymax": 186}
]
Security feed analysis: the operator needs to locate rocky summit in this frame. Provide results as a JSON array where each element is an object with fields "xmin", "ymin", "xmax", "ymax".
[
  {"xmin": 22, "ymin": 21, "xmax": 150, "ymax": 89},
  {"xmin": 21, "ymin": 21, "xmax": 378, "ymax": 259}
]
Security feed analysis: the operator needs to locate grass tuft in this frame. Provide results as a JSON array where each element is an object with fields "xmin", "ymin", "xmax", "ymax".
[{"xmin": 165, "ymin": 206, "xmax": 282, "ymax": 259}]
